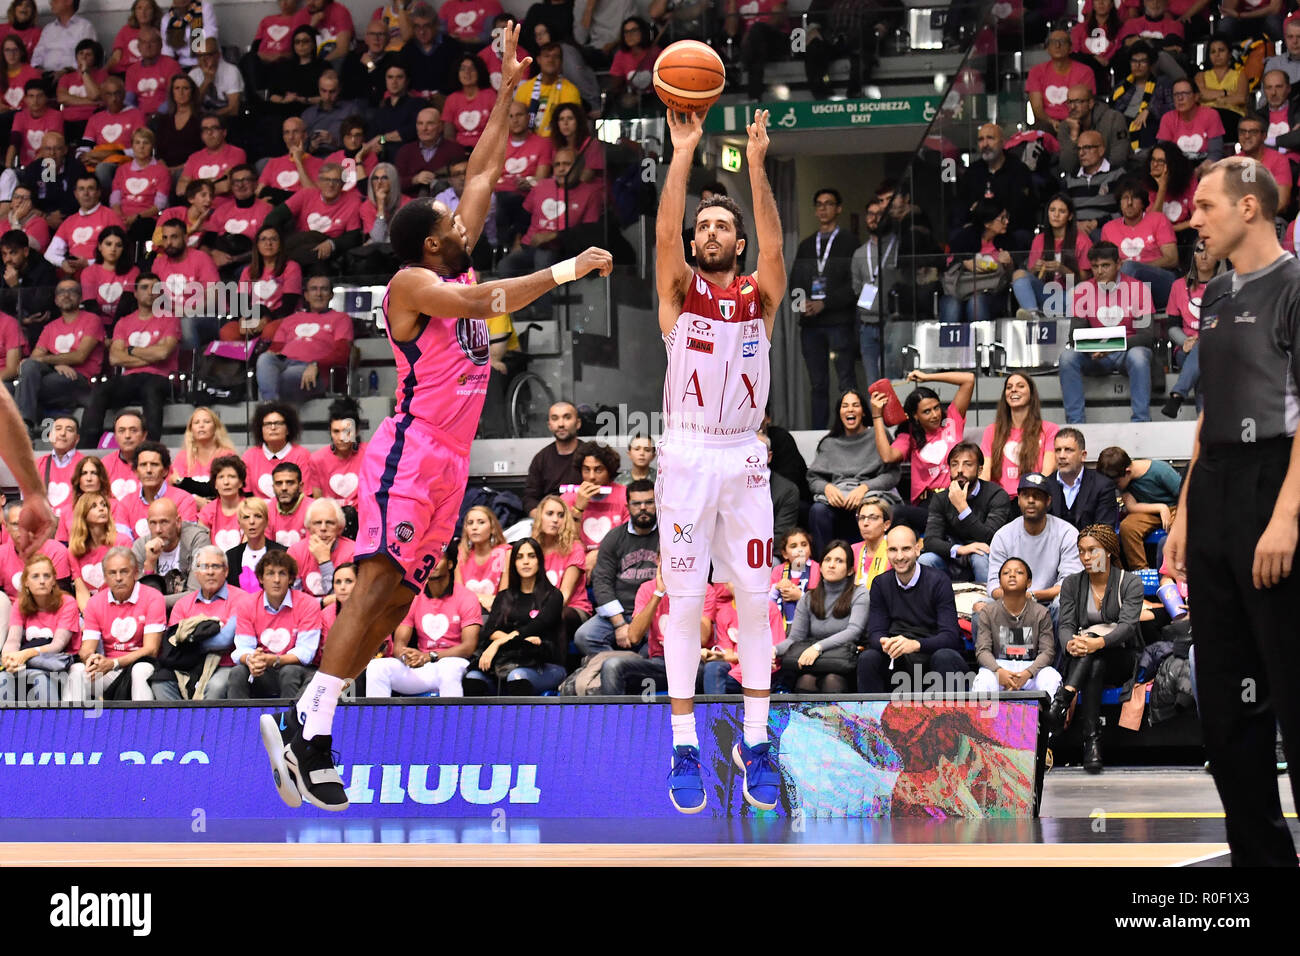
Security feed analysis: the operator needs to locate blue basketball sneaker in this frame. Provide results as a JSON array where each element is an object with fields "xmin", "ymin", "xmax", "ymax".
[
  {"xmin": 732, "ymin": 740, "xmax": 781, "ymax": 810},
  {"xmin": 668, "ymin": 745, "xmax": 706, "ymax": 814}
]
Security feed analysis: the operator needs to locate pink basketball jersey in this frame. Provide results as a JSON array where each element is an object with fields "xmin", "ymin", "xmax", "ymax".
[
  {"xmin": 381, "ymin": 266, "xmax": 491, "ymax": 450},
  {"xmin": 663, "ymin": 272, "xmax": 769, "ymax": 437}
]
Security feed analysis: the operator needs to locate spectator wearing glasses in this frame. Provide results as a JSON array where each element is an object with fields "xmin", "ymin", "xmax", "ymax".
[
  {"xmin": 341, "ymin": 20, "xmax": 396, "ymax": 105},
  {"xmin": 327, "ymin": 117, "xmax": 380, "ymax": 192},
  {"xmin": 939, "ymin": 200, "xmax": 1014, "ymax": 325},
  {"xmin": 1110, "ymin": 41, "xmax": 1175, "ymax": 154},
  {"xmin": 189, "ymin": 37, "xmax": 242, "ymax": 119},
  {"xmin": 264, "ymin": 161, "xmax": 364, "ymax": 268},
  {"xmin": 1143, "ymin": 141, "xmax": 1198, "ymax": 249},
  {"xmin": 1157, "ymin": 77, "xmax": 1225, "ymax": 172},
  {"xmin": 204, "ymin": 164, "xmax": 273, "ymax": 277},
  {"xmin": 255, "ymin": 273, "xmax": 353, "ymax": 402},
  {"xmin": 258, "ymin": 117, "xmax": 323, "ymax": 205},
  {"xmin": 1233, "ymin": 114, "xmax": 1292, "ymax": 212},
  {"xmin": 292, "ymin": 0, "xmax": 354, "ymax": 61},
  {"xmin": 13, "ymin": 277, "xmax": 101, "ymax": 437},
  {"xmin": 1056, "ymin": 83, "xmax": 1131, "ymax": 175},
  {"xmin": 177, "ymin": 113, "xmax": 246, "ymax": 198},
  {"xmin": 1161, "ymin": 239, "xmax": 1224, "ymax": 417},
  {"xmin": 1028, "ymin": 28, "xmax": 1098, "ymax": 136},
  {"xmin": 850, "ymin": 497, "xmax": 892, "ymax": 590},
  {"xmin": 1061, "ymin": 129, "xmax": 1124, "ymax": 235},
  {"xmin": 66, "ymin": 548, "xmax": 166, "ymax": 703},
  {"xmin": 242, "ymin": 400, "xmax": 317, "ymax": 499},
  {"xmin": 154, "ymin": 544, "xmax": 251, "ymax": 700}
]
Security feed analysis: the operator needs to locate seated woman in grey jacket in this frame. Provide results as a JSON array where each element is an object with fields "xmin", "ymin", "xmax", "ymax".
[
  {"xmin": 1048, "ymin": 524, "xmax": 1144, "ymax": 774},
  {"xmin": 774, "ymin": 540, "xmax": 867, "ymax": 694},
  {"xmin": 806, "ymin": 390, "xmax": 902, "ymax": 558}
]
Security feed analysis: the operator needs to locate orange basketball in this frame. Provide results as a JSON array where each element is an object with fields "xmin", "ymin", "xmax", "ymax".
[{"xmin": 653, "ymin": 40, "xmax": 725, "ymax": 115}]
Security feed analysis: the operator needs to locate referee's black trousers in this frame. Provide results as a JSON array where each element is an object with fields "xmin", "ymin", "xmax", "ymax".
[{"xmin": 1188, "ymin": 438, "xmax": 1300, "ymax": 866}]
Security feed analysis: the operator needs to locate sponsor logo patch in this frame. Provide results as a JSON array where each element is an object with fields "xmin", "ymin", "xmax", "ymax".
[
  {"xmin": 740, "ymin": 281, "xmax": 754, "ymax": 295},
  {"xmin": 394, "ymin": 521, "xmax": 415, "ymax": 543},
  {"xmin": 719, "ymin": 299, "xmax": 736, "ymax": 320},
  {"xmin": 672, "ymin": 522, "xmax": 694, "ymax": 544},
  {"xmin": 743, "ymin": 321, "xmax": 760, "ymax": 337},
  {"xmin": 669, "ymin": 556, "xmax": 696, "ymax": 570},
  {"xmin": 741, "ymin": 339, "xmax": 759, "ymax": 357},
  {"xmin": 686, "ymin": 336, "xmax": 713, "ymax": 354},
  {"xmin": 746, "ymin": 474, "xmax": 768, "ymax": 488}
]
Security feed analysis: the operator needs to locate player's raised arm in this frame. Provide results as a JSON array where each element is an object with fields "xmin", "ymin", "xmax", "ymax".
[
  {"xmin": 0, "ymin": 389, "xmax": 54, "ymax": 557},
  {"xmin": 457, "ymin": 21, "xmax": 533, "ymax": 251},
  {"xmin": 656, "ymin": 110, "xmax": 703, "ymax": 334},
  {"xmin": 747, "ymin": 109, "xmax": 785, "ymax": 336},
  {"xmin": 392, "ymin": 247, "xmax": 614, "ymax": 320}
]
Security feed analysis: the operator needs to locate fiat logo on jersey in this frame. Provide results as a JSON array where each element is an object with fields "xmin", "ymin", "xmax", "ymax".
[
  {"xmin": 719, "ymin": 299, "xmax": 736, "ymax": 320},
  {"xmin": 455, "ymin": 316, "xmax": 490, "ymax": 366}
]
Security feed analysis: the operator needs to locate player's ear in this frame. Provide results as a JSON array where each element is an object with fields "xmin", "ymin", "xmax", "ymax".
[{"xmin": 735, "ymin": 236, "xmax": 746, "ymax": 257}]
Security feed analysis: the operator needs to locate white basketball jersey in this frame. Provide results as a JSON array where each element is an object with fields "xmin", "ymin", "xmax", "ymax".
[{"xmin": 663, "ymin": 271, "xmax": 769, "ymax": 437}]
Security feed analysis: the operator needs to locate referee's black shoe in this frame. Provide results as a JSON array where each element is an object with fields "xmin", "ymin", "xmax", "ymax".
[{"xmin": 284, "ymin": 730, "xmax": 350, "ymax": 812}]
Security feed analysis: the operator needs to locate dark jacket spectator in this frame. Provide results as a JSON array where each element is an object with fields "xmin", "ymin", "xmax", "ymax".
[
  {"xmin": 588, "ymin": 516, "xmax": 659, "ymax": 626},
  {"xmin": 21, "ymin": 153, "xmax": 88, "ymax": 217},
  {"xmin": 1050, "ymin": 467, "xmax": 1119, "ymax": 529},
  {"xmin": 922, "ymin": 481, "xmax": 1013, "ymax": 556}
]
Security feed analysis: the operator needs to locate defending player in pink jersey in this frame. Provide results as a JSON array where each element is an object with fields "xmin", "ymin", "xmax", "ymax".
[
  {"xmin": 655, "ymin": 108, "xmax": 785, "ymax": 814},
  {"xmin": 259, "ymin": 21, "xmax": 613, "ymax": 813}
]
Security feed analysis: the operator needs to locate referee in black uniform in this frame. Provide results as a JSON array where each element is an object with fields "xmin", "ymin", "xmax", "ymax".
[{"xmin": 1169, "ymin": 156, "xmax": 1300, "ymax": 866}]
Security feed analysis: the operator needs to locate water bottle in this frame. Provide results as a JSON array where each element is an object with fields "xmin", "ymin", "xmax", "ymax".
[{"xmin": 368, "ymin": 370, "xmax": 379, "ymax": 395}]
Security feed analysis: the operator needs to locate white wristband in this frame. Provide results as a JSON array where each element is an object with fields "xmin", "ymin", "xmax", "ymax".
[{"xmin": 550, "ymin": 258, "xmax": 578, "ymax": 285}]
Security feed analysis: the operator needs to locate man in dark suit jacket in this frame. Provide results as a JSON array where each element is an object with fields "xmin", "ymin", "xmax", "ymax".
[
  {"xmin": 1049, "ymin": 428, "xmax": 1119, "ymax": 530},
  {"xmin": 919, "ymin": 441, "xmax": 1013, "ymax": 582}
]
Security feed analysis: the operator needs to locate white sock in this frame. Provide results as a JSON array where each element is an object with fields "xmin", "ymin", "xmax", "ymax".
[
  {"xmin": 742, "ymin": 694, "xmax": 770, "ymax": 748},
  {"xmin": 298, "ymin": 672, "xmax": 346, "ymax": 741},
  {"xmin": 671, "ymin": 713, "xmax": 698, "ymax": 749}
]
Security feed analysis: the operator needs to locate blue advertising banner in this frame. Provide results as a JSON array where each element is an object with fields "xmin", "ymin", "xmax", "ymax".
[{"xmin": 0, "ymin": 698, "xmax": 1041, "ymax": 819}]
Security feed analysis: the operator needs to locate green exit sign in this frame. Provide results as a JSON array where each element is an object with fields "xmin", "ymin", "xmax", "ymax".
[{"xmin": 721, "ymin": 144, "xmax": 742, "ymax": 172}]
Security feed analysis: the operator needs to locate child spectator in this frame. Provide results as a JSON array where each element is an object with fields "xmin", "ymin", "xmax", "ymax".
[
  {"xmin": 770, "ymin": 528, "xmax": 819, "ymax": 634},
  {"xmin": 972, "ymin": 556, "xmax": 1060, "ymax": 697}
]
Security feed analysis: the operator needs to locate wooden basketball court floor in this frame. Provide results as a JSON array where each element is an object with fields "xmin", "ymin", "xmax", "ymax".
[{"xmin": 0, "ymin": 769, "xmax": 1293, "ymax": 866}]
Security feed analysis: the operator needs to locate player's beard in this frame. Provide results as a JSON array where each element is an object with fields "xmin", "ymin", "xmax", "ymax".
[
  {"xmin": 442, "ymin": 244, "xmax": 472, "ymax": 277},
  {"xmin": 698, "ymin": 242, "xmax": 736, "ymax": 273}
]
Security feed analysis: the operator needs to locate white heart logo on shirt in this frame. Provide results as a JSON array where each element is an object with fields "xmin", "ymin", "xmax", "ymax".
[
  {"xmin": 1086, "ymin": 28, "xmax": 1108, "ymax": 55},
  {"xmin": 1045, "ymin": 85, "xmax": 1068, "ymax": 106},
  {"xmin": 124, "ymin": 176, "xmax": 149, "ymax": 196},
  {"xmin": 582, "ymin": 515, "xmax": 612, "ymax": 542},
  {"xmin": 111, "ymin": 478, "xmax": 136, "ymax": 500},
  {"xmin": 275, "ymin": 529, "xmax": 301, "ymax": 547},
  {"xmin": 257, "ymin": 473, "xmax": 274, "ymax": 497},
  {"xmin": 267, "ymin": 24, "xmax": 289, "ymax": 42},
  {"xmin": 541, "ymin": 197, "xmax": 564, "ymax": 221},
  {"xmin": 25, "ymin": 626, "xmax": 53, "ymax": 645},
  {"xmin": 128, "ymin": 329, "xmax": 155, "ymax": 348},
  {"xmin": 10, "ymin": 570, "xmax": 21, "ymax": 591},
  {"xmin": 3, "ymin": 87, "xmax": 22, "ymax": 108},
  {"xmin": 81, "ymin": 562, "xmax": 104, "ymax": 588},
  {"xmin": 197, "ymin": 163, "xmax": 221, "ymax": 180},
  {"xmin": 306, "ymin": 213, "xmax": 333, "ymax": 233},
  {"xmin": 276, "ymin": 170, "xmax": 299, "ymax": 188},
  {"xmin": 134, "ymin": 517, "xmax": 149, "ymax": 538},
  {"xmin": 917, "ymin": 440, "xmax": 949, "ymax": 466},
  {"xmin": 294, "ymin": 322, "xmax": 321, "ymax": 339},
  {"xmin": 1176, "ymin": 134, "xmax": 1204, "ymax": 155},
  {"xmin": 165, "ymin": 273, "xmax": 186, "ymax": 296},
  {"xmin": 1269, "ymin": 120, "xmax": 1289, "ymax": 139},
  {"xmin": 110, "ymin": 616, "xmax": 137, "ymax": 641},
  {"xmin": 137, "ymin": 77, "xmax": 158, "ymax": 96},
  {"xmin": 226, "ymin": 218, "xmax": 250, "ymax": 235},
  {"xmin": 1096, "ymin": 304, "xmax": 1125, "ymax": 326},
  {"xmin": 214, "ymin": 527, "xmax": 241, "ymax": 550},
  {"xmin": 69, "ymin": 84, "xmax": 86, "ymax": 97},
  {"xmin": 54, "ymin": 333, "xmax": 76, "ymax": 353},
  {"xmin": 1188, "ymin": 298, "xmax": 1201, "ymax": 321},
  {"xmin": 47, "ymin": 481, "xmax": 70, "ymax": 506},
  {"xmin": 100, "ymin": 123, "xmax": 123, "ymax": 143},
  {"xmin": 503, "ymin": 157, "xmax": 528, "ymax": 175},
  {"xmin": 460, "ymin": 110, "xmax": 482, "ymax": 131},
  {"xmin": 26, "ymin": 130, "xmax": 45, "ymax": 151},
  {"xmin": 252, "ymin": 279, "xmax": 277, "ymax": 300},
  {"xmin": 71, "ymin": 226, "xmax": 93, "ymax": 246},
  {"xmin": 1119, "ymin": 237, "xmax": 1145, "ymax": 259},
  {"xmin": 545, "ymin": 568, "xmax": 559, "ymax": 586},
  {"xmin": 992, "ymin": 1, "xmax": 1012, "ymax": 17},
  {"xmin": 100, "ymin": 282, "xmax": 125, "ymax": 304},
  {"xmin": 739, "ymin": 1, "xmax": 758, "ymax": 14},
  {"xmin": 421, "ymin": 613, "xmax": 450, "ymax": 641},
  {"xmin": 454, "ymin": 11, "xmax": 476, "ymax": 28},
  {"xmin": 128, "ymin": 39, "xmax": 141, "ymax": 58},
  {"xmin": 305, "ymin": 571, "xmax": 323, "ymax": 594},
  {"xmin": 260, "ymin": 626, "xmax": 292, "ymax": 653},
  {"xmin": 490, "ymin": 71, "xmax": 501, "ymax": 89},
  {"xmin": 464, "ymin": 578, "xmax": 495, "ymax": 596},
  {"xmin": 328, "ymin": 473, "xmax": 358, "ymax": 498},
  {"xmin": 1162, "ymin": 200, "xmax": 1183, "ymax": 221}
]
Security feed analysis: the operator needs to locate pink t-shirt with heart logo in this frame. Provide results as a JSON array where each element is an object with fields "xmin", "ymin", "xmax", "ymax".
[
  {"xmin": 34, "ymin": 310, "xmax": 103, "ymax": 380},
  {"xmin": 1156, "ymin": 106, "xmax": 1225, "ymax": 160},
  {"xmin": 11, "ymin": 107, "xmax": 63, "ymax": 166},
  {"xmin": 288, "ymin": 536, "xmax": 355, "ymax": 597},
  {"xmin": 56, "ymin": 68, "xmax": 110, "ymax": 122},
  {"xmin": 55, "ymin": 204, "xmax": 125, "ymax": 261},
  {"xmin": 309, "ymin": 442, "xmax": 368, "ymax": 507},
  {"xmin": 125, "ymin": 56, "xmax": 181, "ymax": 114},
  {"xmin": 457, "ymin": 542, "xmax": 509, "ymax": 603},
  {"xmin": 239, "ymin": 260, "xmax": 303, "ymax": 316},
  {"xmin": 84, "ymin": 107, "xmax": 147, "ymax": 149},
  {"xmin": 112, "ymin": 159, "xmax": 171, "ymax": 219},
  {"xmin": 498, "ymin": 133, "xmax": 554, "ymax": 192},
  {"xmin": 80, "ymin": 263, "xmax": 140, "ymax": 322},
  {"xmin": 438, "ymin": 0, "xmax": 502, "ymax": 42},
  {"xmin": 259, "ymin": 153, "xmax": 324, "ymax": 195},
  {"xmin": 82, "ymin": 582, "xmax": 167, "ymax": 657},
  {"xmin": 182, "ymin": 142, "xmax": 248, "ymax": 186},
  {"xmin": 254, "ymin": 14, "xmax": 296, "ymax": 59},
  {"xmin": 542, "ymin": 540, "xmax": 592, "ymax": 614},
  {"xmin": 1100, "ymin": 209, "xmax": 1176, "ymax": 264},
  {"xmin": 0, "ymin": 537, "xmax": 71, "ymax": 600},
  {"xmin": 561, "ymin": 483, "xmax": 629, "ymax": 553},
  {"xmin": 111, "ymin": 309, "xmax": 181, "ymax": 376},
  {"xmin": 236, "ymin": 588, "xmax": 322, "ymax": 658},
  {"xmin": 1025, "ymin": 59, "xmax": 1095, "ymax": 122},
  {"xmin": 890, "ymin": 404, "xmax": 968, "ymax": 502},
  {"xmin": 445, "ymin": 88, "xmax": 495, "ymax": 148},
  {"xmin": 401, "ymin": 586, "xmax": 483, "ymax": 653},
  {"xmin": 271, "ymin": 308, "xmax": 354, "ymax": 365},
  {"xmin": 12, "ymin": 592, "xmax": 79, "ymax": 651},
  {"xmin": 211, "ymin": 196, "xmax": 273, "ymax": 238},
  {"xmin": 285, "ymin": 187, "xmax": 363, "ymax": 239}
]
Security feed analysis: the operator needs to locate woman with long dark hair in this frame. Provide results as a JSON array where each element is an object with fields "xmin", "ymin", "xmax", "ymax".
[
  {"xmin": 552, "ymin": 101, "xmax": 603, "ymax": 185},
  {"xmin": 1144, "ymin": 140, "xmax": 1197, "ymax": 239},
  {"xmin": 238, "ymin": 226, "xmax": 303, "ymax": 325},
  {"xmin": 980, "ymin": 373, "xmax": 1059, "ymax": 497},
  {"xmin": 1161, "ymin": 238, "xmax": 1225, "ymax": 418},
  {"xmin": 55, "ymin": 457, "xmax": 121, "ymax": 543},
  {"xmin": 0, "ymin": 0, "xmax": 40, "ymax": 59},
  {"xmin": 1048, "ymin": 524, "xmax": 1144, "ymax": 773},
  {"xmin": 807, "ymin": 389, "xmax": 901, "ymax": 556},
  {"xmin": 607, "ymin": 16, "xmax": 660, "ymax": 112},
  {"xmin": 870, "ymin": 369, "xmax": 974, "ymax": 532},
  {"xmin": 152, "ymin": 72, "xmax": 201, "ymax": 170},
  {"xmin": 1070, "ymin": 0, "xmax": 1121, "ymax": 93},
  {"xmin": 79, "ymin": 226, "xmax": 139, "ymax": 323},
  {"xmin": 269, "ymin": 26, "xmax": 326, "ymax": 116},
  {"xmin": 463, "ymin": 538, "xmax": 567, "ymax": 695},
  {"xmin": 1012, "ymin": 192, "xmax": 1092, "ymax": 317},
  {"xmin": 444, "ymin": 53, "xmax": 493, "ymax": 149},
  {"xmin": 939, "ymin": 198, "xmax": 1015, "ymax": 324},
  {"xmin": 773, "ymin": 539, "xmax": 865, "ymax": 694}
]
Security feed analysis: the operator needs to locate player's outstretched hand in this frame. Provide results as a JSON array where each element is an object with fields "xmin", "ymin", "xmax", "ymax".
[
  {"xmin": 746, "ymin": 109, "xmax": 770, "ymax": 164},
  {"xmin": 498, "ymin": 20, "xmax": 532, "ymax": 92},
  {"xmin": 575, "ymin": 247, "xmax": 614, "ymax": 279},
  {"xmin": 666, "ymin": 108, "xmax": 705, "ymax": 153},
  {"xmin": 15, "ymin": 492, "xmax": 54, "ymax": 558}
]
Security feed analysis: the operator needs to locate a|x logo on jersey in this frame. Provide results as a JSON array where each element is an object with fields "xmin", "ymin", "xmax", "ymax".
[{"xmin": 673, "ymin": 523, "xmax": 694, "ymax": 544}]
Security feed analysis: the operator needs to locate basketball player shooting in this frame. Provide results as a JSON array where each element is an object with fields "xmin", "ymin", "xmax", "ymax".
[
  {"xmin": 259, "ymin": 22, "xmax": 614, "ymax": 812},
  {"xmin": 655, "ymin": 107, "xmax": 786, "ymax": 813}
]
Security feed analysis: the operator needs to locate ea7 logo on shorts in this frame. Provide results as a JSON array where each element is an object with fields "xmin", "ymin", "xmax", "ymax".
[
  {"xmin": 670, "ymin": 556, "xmax": 695, "ymax": 570},
  {"xmin": 741, "ymin": 339, "xmax": 759, "ymax": 357},
  {"xmin": 746, "ymin": 474, "xmax": 768, "ymax": 488},
  {"xmin": 719, "ymin": 299, "xmax": 736, "ymax": 320},
  {"xmin": 686, "ymin": 336, "xmax": 713, "ymax": 354},
  {"xmin": 394, "ymin": 521, "xmax": 415, "ymax": 543},
  {"xmin": 672, "ymin": 522, "xmax": 694, "ymax": 543}
]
